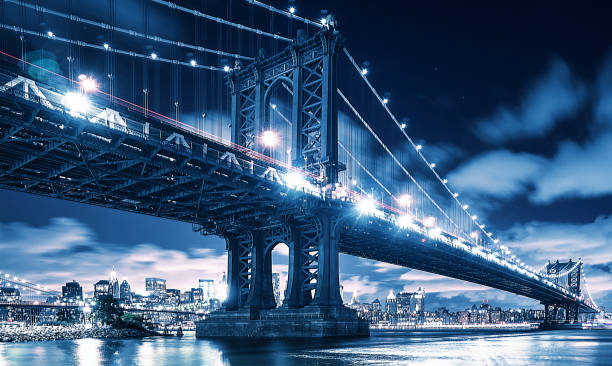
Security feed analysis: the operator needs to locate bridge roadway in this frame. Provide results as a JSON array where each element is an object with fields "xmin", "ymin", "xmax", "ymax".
[{"xmin": 0, "ymin": 61, "xmax": 596, "ymax": 315}]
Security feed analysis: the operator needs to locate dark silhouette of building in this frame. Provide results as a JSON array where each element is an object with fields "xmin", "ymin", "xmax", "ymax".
[
  {"xmin": 94, "ymin": 280, "xmax": 110, "ymax": 298},
  {"xmin": 61, "ymin": 280, "xmax": 83, "ymax": 301},
  {"xmin": 120, "ymin": 279, "xmax": 131, "ymax": 303}
]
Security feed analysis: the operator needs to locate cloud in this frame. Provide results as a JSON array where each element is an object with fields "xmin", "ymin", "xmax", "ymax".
[
  {"xmin": 447, "ymin": 149, "xmax": 544, "ymax": 198},
  {"xmin": 532, "ymin": 131, "xmax": 612, "ymax": 202},
  {"xmin": 476, "ymin": 59, "xmax": 586, "ymax": 143},
  {"xmin": 448, "ymin": 131, "xmax": 612, "ymax": 204},
  {"xmin": 596, "ymin": 53, "xmax": 612, "ymax": 125},
  {"xmin": 341, "ymin": 275, "xmax": 380, "ymax": 300},
  {"xmin": 0, "ymin": 218, "xmax": 227, "ymax": 296}
]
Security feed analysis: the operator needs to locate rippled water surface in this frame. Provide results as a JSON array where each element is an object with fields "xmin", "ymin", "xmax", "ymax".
[{"xmin": 1, "ymin": 330, "xmax": 612, "ymax": 365}]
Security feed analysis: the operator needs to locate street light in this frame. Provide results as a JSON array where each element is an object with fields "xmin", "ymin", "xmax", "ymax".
[
  {"xmin": 261, "ymin": 130, "xmax": 279, "ymax": 148},
  {"xmin": 397, "ymin": 194, "xmax": 411, "ymax": 207}
]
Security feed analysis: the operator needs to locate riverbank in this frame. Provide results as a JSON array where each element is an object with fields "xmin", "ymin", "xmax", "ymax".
[{"xmin": 0, "ymin": 325, "xmax": 155, "ymax": 342}]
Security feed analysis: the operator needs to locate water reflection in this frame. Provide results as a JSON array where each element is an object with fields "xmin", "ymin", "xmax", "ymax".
[
  {"xmin": 75, "ymin": 338, "xmax": 101, "ymax": 366},
  {"xmin": 0, "ymin": 330, "xmax": 611, "ymax": 365}
]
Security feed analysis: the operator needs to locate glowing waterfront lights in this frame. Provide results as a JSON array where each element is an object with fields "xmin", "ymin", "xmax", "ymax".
[
  {"xmin": 430, "ymin": 163, "xmax": 436, "ymax": 168},
  {"xmin": 361, "ymin": 68, "xmax": 368, "ymax": 75},
  {"xmin": 382, "ymin": 98, "xmax": 389, "ymax": 104},
  {"xmin": 190, "ymin": 59, "xmax": 197, "ymax": 66},
  {"xmin": 261, "ymin": 130, "xmax": 280, "ymax": 148},
  {"xmin": 321, "ymin": 18, "xmax": 327, "ymax": 25},
  {"xmin": 442, "ymin": 179, "xmax": 448, "ymax": 184},
  {"xmin": 462, "ymin": 204, "xmax": 469, "ymax": 209},
  {"xmin": 416, "ymin": 144, "xmax": 423, "ymax": 150},
  {"xmin": 400, "ymin": 123, "xmax": 406, "ymax": 129},
  {"xmin": 471, "ymin": 215, "xmax": 478, "ymax": 220},
  {"xmin": 289, "ymin": 7, "xmax": 296, "ymax": 14},
  {"xmin": 223, "ymin": 65, "xmax": 231, "ymax": 72},
  {"xmin": 150, "ymin": 52, "xmax": 157, "ymax": 60},
  {"xmin": 103, "ymin": 43, "xmax": 109, "ymax": 50},
  {"xmin": 47, "ymin": 31, "xmax": 54, "ymax": 38}
]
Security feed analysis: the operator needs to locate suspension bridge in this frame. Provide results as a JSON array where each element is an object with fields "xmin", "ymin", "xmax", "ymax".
[{"xmin": 0, "ymin": 0, "xmax": 600, "ymax": 337}]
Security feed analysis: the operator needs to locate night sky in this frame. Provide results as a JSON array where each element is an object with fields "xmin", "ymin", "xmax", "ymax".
[{"xmin": 0, "ymin": 0, "xmax": 611, "ymax": 311}]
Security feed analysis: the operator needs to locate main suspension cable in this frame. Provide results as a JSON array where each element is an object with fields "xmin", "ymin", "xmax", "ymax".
[
  {"xmin": 0, "ymin": 23, "xmax": 224, "ymax": 71},
  {"xmin": 3, "ymin": 0, "xmax": 253, "ymax": 61},
  {"xmin": 150, "ymin": 0, "xmax": 292, "ymax": 43}
]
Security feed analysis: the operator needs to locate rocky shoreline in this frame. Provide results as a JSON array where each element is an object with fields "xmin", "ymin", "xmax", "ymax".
[{"xmin": 0, "ymin": 325, "xmax": 156, "ymax": 342}]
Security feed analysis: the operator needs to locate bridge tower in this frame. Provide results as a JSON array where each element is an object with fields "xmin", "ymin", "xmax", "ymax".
[
  {"xmin": 228, "ymin": 24, "xmax": 344, "ymax": 184},
  {"xmin": 196, "ymin": 24, "xmax": 368, "ymax": 338},
  {"xmin": 542, "ymin": 260, "xmax": 582, "ymax": 326}
]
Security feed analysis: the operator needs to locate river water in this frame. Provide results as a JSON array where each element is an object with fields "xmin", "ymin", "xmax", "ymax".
[{"xmin": 1, "ymin": 330, "xmax": 611, "ymax": 365}]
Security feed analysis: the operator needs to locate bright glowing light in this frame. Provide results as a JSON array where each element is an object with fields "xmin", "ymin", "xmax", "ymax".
[
  {"xmin": 397, "ymin": 215, "xmax": 413, "ymax": 229},
  {"xmin": 151, "ymin": 52, "xmax": 157, "ymax": 60},
  {"xmin": 382, "ymin": 98, "xmax": 389, "ymax": 104},
  {"xmin": 361, "ymin": 68, "xmax": 368, "ymax": 75},
  {"xmin": 284, "ymin": 171, "xmax": 308, "ymax": 189},
  {"xmin": 271, "ymin": 104, "xmax": 277, "ymax": 110},
  {"xmin": 103, "ymin": 43, "xmax": 109, "ymax": 50},
  {"xmin": 453, "ymin": 192, "xmax": 459, "ymax": 198},
  {"xmin": 356, "ymin": 197, "xmax": 376, "ymax": 215},
  {"xmin": 62, "ymin": 92, "xmax": 91, "ymax": 115},
  {"xmin": 223, "ymin": 65, "xmax": 231, "ymax": 72},
  {"xmin": 428, "ymin": 227, "xmax": 443, "ymax": 240},
  {"xmin": 261, "ymin": 130, "xmax": 280, "ymax": 147},
  {"xmin": 79, "ymin": 76, "xmax": 98, "ymax": 92},
  {"xmin": 400, "ymin": 123, "xmax": 406, "ymax": 129},
  {"xmin": 397, "ymin": 194, "xmax": 412, "ymax": 207},
  {"xmin": 416, "ymin": 144, "xmax": 423, "ymax": 150},
  {"xmin": 351, "ymin": 179, "xmax": 357, "ymax": 185},
  {"xmin": 471, "ymin": 215, "xmax": 478, "ymax": 220},
  {"xmin": 47, "ymin": 31, "xmax": 54, "ymax": 37},
  {"xmin": 430, "ymin": 163, "xmax": 436, "ymax": 168},
  {"xmin": 78, "ymin": 74, "xmax": 87, "ymax": 81},
  {"xmin": 470, "ymin": 231, "xmax": 478, "ymax": 239},
  {"xmin": 462, "ymin": 204, "xmax": 469, "ymax": 209},
  {"xmin": 190, "ymin": 59, "xmax": 197, "ymax": 66},
  {"xmin": 321, "ymin": 18, "xmax": 327, "ymax": 25},
  {"xmin": 289, "ymin": 7, "xmax": 296, "ymax": 14},
  {"xmin": 442, "ymin": 179, "xmax": 448, "ymax": 184},
  {"xmin": 423, "ymin": 216, "xmax": 436, "ymax": 227}
]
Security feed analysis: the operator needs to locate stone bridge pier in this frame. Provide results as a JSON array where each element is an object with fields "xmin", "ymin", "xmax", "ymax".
[{"xmin": 196, "ymin": 211, "xmax": 369, "ymax": 338}]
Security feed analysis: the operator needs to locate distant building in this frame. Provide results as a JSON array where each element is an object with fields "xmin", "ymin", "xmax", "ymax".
[
  {"xmin": 61, "ymin": 281, "xmax": 83, "ymax": 301},
  {"xmin": 191, "ymin": 288, "xmax": 204, "ymax": 303},
  {"xmin": 199, "ymin": 279, "xmax": 215, "ymax": 301},
  {"xmin": 120, "ymin": 279, "xmax": 131, "ymax": 303},
  {"xmin": 272, "ymin": 273, "xmax": 281, "ymax": 306},
  {"xmin": 166, "ymin": 289, "xmax": 180, "ymax": 305},
  {"xmin": 109, "ymin": 268, "xmax": 120, "ymax": 299},
  {"xmin": 385, "ymin": 290, "xmax": 397, "ymax": 315},
  {"xmin": 0, "ymin": 288, "xmax": 20, "ymax": 302},
  {"xmin": 145, "ymin": 277, "xmax": 166, "ymax": 294},
  {"xmin": 410, "ymin": 287, "xmax": 425, "ymax": 313},
  {"xmin": 94, "ymin": 280, "xmax": 110, "ymax": 298},
  {"xmin": 180, "ymin": 290, "xmax": 192, "ymax": 304},
  {"xmin": 396, "ymin": 292, "xmax": 411, "ymax": 315}
]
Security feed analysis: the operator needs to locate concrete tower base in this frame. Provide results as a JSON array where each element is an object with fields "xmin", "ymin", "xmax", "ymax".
[{"xmin": 196, "ymin": 306, "xmax": 370, "ymax": 338}]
